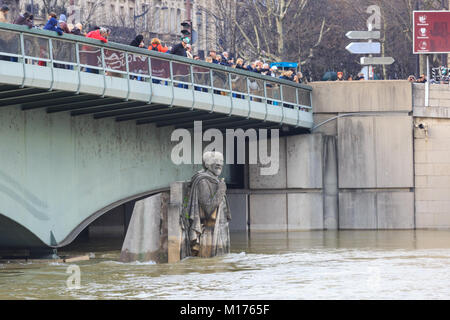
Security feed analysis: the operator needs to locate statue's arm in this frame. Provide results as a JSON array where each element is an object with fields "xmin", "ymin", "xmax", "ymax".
[{"xmin": 197, "ymin": 179, "xmax": 226, "ymax": 217}]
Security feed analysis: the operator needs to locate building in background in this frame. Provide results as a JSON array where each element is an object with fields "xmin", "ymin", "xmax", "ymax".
[{"xmin": 5, "ymin": 0, "xmax": 217, "ymax": 53}]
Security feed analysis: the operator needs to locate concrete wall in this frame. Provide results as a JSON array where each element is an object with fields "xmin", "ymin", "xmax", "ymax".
[
  {"xmin": 248, "ymin": 134, "xmax": 324, "ymax": 232},
  {"xmin": 414, "ymin": 117, "xmax": 450, "ymax": 228},
  {"xmin": 312, "ymin": 80, "xmax": 412, "ymax": 113},
  {"xmin": 247, "ymin": 81, "xmax": 417, "ymax": 231},
  {"xmin": 0, "ymin": 105, "xmax": 209, "ymax": 248},
  {"xmin": 339, "ymin": 191, "xmax": 414, "ymax": 229},
  {"xmin": 412, "ymin": 84, "xmax": 450, "ymax": 228}
]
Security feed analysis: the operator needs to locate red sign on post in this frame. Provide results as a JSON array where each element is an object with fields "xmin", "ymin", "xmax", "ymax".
[{"xmin": 414, "ymin": 11, "xmax": 450, "ymax": 54}]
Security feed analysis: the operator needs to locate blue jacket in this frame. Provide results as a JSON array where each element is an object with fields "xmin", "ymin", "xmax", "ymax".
[{"xmin": 43, "ymin": 17, "xmax": 63, "ymax": 35}]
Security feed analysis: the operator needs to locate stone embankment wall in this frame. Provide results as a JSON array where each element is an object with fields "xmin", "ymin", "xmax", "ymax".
[
  {"xmin": 109, "ymin": 82, "xmax": 450, "ymax": 244},
  {"xmin": 233, "ymin": 81, "xmax": 418, "ymax": 231},
  {"xmin": 413, "ymin": 84, "xmax": 450, "ymax": 228}
]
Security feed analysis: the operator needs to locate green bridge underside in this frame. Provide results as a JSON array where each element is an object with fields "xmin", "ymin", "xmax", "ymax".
[{"xmin": 0, "ymin": 23, "xmax": 313, "ymax": 249}]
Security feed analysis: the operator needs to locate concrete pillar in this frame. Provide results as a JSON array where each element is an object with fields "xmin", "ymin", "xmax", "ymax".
[
  {"xmin": 168, "ymin": 181, "xmax": 190, "ymax": 263},
  {"xmin": 323, "ymin": 136, "xmax": 338, "ymax": 229},
  {"xmin": 120, "ymin": 192, "xmax": 169, "ymax": 263},
  {"xmin": 227, "ymin": 193, "xmax": 248, "ymax": 232}
]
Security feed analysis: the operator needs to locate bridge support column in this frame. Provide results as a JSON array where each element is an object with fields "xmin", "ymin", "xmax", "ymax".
[{"xmin": 120, "ymin": 192, "xmax": 169, "ymax": 263}]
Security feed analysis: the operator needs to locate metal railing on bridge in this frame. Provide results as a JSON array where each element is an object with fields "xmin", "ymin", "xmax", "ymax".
[{"xmin": 0, "ymin": 22, "xmax": 312, "ymax": 127}]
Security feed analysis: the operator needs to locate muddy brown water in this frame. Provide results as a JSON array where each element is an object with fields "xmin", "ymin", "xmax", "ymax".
[{"xmin": 1, "ymin": 230, "xmax": 450, "ymax": 299}]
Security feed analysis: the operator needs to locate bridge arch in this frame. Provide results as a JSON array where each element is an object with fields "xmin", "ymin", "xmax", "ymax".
[
  {"xmin": 58, "ymin": 187, "xmax": 169, "ymax": 248},
  {"xmin": 0, "ymin": 213, "xmax": 47, "ymax": 249}
]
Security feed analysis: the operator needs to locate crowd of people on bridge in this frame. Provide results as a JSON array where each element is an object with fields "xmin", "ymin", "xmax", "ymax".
[{"xmin": 0, "ymin": 5, "xmax": 305, "ymax": 84}]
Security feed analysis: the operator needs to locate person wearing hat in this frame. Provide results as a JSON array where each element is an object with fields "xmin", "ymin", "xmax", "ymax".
[
  {"xmin": 170, "ymin": 37, "xmax": 190, "ymax": 89},
  {"xmin": 13, "ymin": 11, "xmax": 34, "ymax": 28},
  {"xmin": 169, "ymin": 36, "xmax": 189, "ymax": 57},
  {"xmin": 148, "ymin": 38, "xmax": 168, "ymax": 52},
  {"xmin": 70, "ymin": 23, "xmax": 84, "ymax": 36},
  {"xmin": 58, "ymin": 14, "xmax": 70, "ymax": 33},
  {"xmin": 0, "ymin": 5, "xmax": 9, "ymax": 23},
  {"xmin": 270, "ymin": 65, "xmax": 278, "ymax": 77},
  {"xmin": 336, "ymin": 71, "xmax": 344, "ymax": 81},
  {"xmin": 186, "ymin": 43, "xmax": 193, "ymax": 59}
]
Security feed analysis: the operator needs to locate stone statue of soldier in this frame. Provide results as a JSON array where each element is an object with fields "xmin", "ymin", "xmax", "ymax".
[{"xmin": 186, "ymin": 151, "xmax": 231, "ymax": 258}]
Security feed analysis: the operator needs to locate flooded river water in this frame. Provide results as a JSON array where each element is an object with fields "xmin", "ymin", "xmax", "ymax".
[{"xmin": 1, "ymin": 230, "xmax": 450, "ymax": 299}]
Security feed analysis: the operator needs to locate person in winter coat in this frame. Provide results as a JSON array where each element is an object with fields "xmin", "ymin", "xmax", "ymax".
[
  {"xmin": 269, "ymin": 66, "xmax": 278, "ymax": 77},
  {"xmin": 261, "ymin": 63, "xmax": 270, "ymax": 76},
  {"xmin": 43, "ymin": 14, "xmax": 64, "ymax": 35},
  {"xmin": 148, "ymin": 38, "xmax": 168, "ymax": 52},
  {"xmin": 221, "ymin": 52, "xmax": 230, "ymax": 65},
  {"xmin": 186, "ymin": 44, "xmax": 193, "ymax": 59},
  {"xmin": 169, "ymin": 37, "xmax": 189, "ymax": 57},
  {"xmin": 130, "ymin": 35, "xmax": 145, "ymax": 48},
  {"xmin": 0, "ymin": 5, "xmax": 9, "ymax": 23},
  {"xmin": 234, "ymin": 58, "xmax": 245, "ymax": 70},
  {"xmin": 279, "ymin": 70, "xmax": 294, "ymax": 81},
  {"xmin": 13, "ymin": 12, "xmax": 34, "ymax": 28},
  {"xmin": 208, "ymin": 50, "xmax": 218, "ymax": 64},
  {"xmin": 70, "ymin": 23, "xmax": 84, "ymax": 36},
  {"xmin": 58, "ymin": 14, "xmax": 70, "ymax": 33},
  {"xmin": 86, "ymin": 27, "xmax": 108, "ymax": 43}
]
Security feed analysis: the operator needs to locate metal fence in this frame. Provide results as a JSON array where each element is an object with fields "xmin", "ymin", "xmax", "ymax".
[{"xmin": 0, "ymin": 23, "xmax": 313, "ymax": 119}]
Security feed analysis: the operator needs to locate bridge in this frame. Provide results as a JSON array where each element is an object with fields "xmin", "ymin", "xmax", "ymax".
[{"xmin": 0, "ymin": 23, "xmax": 313, "ymax": 251}]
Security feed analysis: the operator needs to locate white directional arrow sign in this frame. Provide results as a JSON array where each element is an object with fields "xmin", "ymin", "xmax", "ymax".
[
  {"xmin": 346, "ymin": 31, "xmax": 380, "ymax": 40},
  {"xmin": 346, "ymin": 42, "xmax": 381, "ymax": 54},
  {"xmin": 360, "ymin": 57, "xmax": 395, "ymax": 65}
]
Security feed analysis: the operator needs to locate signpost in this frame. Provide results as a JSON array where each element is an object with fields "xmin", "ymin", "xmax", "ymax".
[
  {"xmin": 360, "ymin": 57, "xmax": 395, "ymax": 65},
  {"xmin": 345, "ymin": 5, "xmax": 395, "ymax": 80},
  {"xmin": 345, "ymin": 31, "xmax": 380, "ymax": 40},
  {"xmin": 413, "ymin": 11, "xmax": 450, "ymax": 107},
  {"xmin": 345, "ymin": 42, "xmax": 381, "ymax": 54}
]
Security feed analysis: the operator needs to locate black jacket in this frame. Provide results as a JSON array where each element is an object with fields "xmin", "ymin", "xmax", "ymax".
[
  {"xmin": 14, "ymin": 14, "xmax": 33, "ymax": 28},
  {"xmin": 71, "ymin": 28, "xmax": 82, "ymax": 36},
  {"xmin": 170, "ymin": 43, "xmax": 187, "ymax": 57},
  {"xmin": 130, "ymin": 35, "xmax": 144, "ymax": 47}
]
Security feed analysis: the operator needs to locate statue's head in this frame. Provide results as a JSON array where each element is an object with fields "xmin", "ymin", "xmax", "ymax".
[{"xmin": 203, "ymin": 151, "xmax": 224, "ymax": 177}]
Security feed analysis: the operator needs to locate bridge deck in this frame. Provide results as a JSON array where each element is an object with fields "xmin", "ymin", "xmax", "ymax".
[{"xmin": 0, "ymin": 23, "xmax": 313, "ymax": 133}]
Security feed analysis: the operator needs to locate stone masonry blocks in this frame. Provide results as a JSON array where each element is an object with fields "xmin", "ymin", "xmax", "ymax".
[
  {"xmin": 338, "ymin": 116, "xmax": 413, "ymax": 189},
  {"xmin": 377, "ymin": 192, "xmax": 414, "ymax": 229},
  {"xmin": 375, "ymin": 116, "xmax": 414, "ymax": 188},
  {"xmin": 311, "ymin": 81, "xmax": 412, "ymax": 113},
  {"xmin": 249, "ymin": 194, "xmax": 287, "ymax": 232},
  {"xmin": 287, "ymin": 193, "xmax": 323, "ymax": 231},
  {"xmin": 249, "ymin": 137, "xmax": 287, "ymax": 189},
  {"xmin": 286, "ymin": 133, "xmax": 323, "ymax": 189},
  {"xmin": 339, "ymin": 191, "xmax": 414, "ymax": 229},
  {"xmin": 338, "ymin": 117, "xmax": 376, "ymax": 188},
  {"xmin": 339, "ymin": 192, "xmax": 377, "ymax": 229},
  {"xmin": 227, "ymin": 193, "xmax": 248, "ymax": 232}
]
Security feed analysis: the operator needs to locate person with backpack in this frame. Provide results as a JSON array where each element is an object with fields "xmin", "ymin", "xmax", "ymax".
[
  {"xmin": 148, "ymin": 38, "xmax": 168, "ymax": 84},
  {"xmin": 148, "ymin": 38, "xmax": 168, "ymax": 52}
]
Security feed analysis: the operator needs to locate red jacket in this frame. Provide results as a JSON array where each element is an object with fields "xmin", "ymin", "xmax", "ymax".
[
  {"xmin": 148, "ymin": 43, "xmax": 168, "ymax": 53},
  {"xmin": 86, "ymin": 30, "xmax": 108, "ymax": 43}
]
